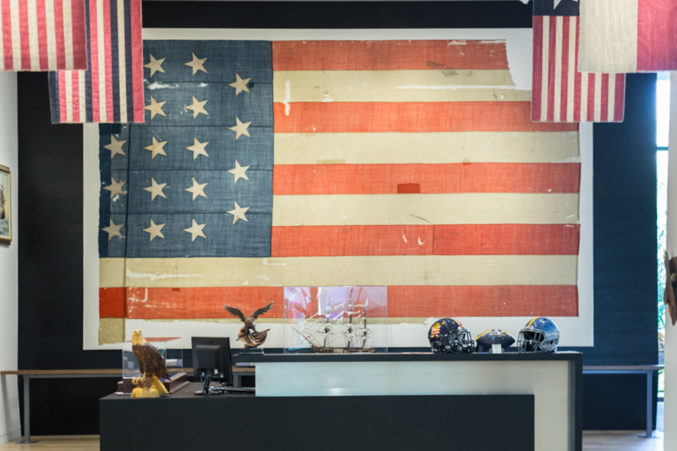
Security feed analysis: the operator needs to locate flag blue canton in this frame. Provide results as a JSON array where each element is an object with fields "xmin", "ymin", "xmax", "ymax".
[
  {"xmin": 99, "ymin": 40, "xmax": 273, "ymax": 258},
  {"xmin": 533, "ymin": 0, "xmax": 579, "ymax": 16}
]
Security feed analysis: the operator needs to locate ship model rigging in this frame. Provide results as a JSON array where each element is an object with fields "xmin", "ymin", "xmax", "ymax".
[{"xmin": 292, "ymin": 288, "xmax": 374, "ymax": 353}]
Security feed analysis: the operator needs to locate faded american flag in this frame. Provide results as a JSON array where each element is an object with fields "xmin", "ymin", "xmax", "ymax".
[{"xmin": 97, "ymin": 39, "xmax": 581, "ymax": 343}]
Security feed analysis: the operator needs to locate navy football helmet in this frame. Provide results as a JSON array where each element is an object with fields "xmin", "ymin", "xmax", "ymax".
[
  {"xmin": 428, "ymin": 318, "xmax": 474, "ymax": 353},
  {"xmin": 517, "ymin": 317, "xmax": 560, "ymax": 352},
  {"xmin": 475, "ymin": 329, "xmax": 515, "ymax": 352}
]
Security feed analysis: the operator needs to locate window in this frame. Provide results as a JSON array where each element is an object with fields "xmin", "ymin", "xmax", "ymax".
[{"xmin": 657, "ymin": 73, "xmax": 670, "ymax": 397}]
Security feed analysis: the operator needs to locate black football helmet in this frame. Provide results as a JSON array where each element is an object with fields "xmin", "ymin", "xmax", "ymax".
[
  {"xmin": 475, "ymin": 329, "xmax": 515, "ymax": 352},
  {"xmin": 517, "ymin": 317, "xmax": 560, "ymax": 352},
  {"xmin": 428, "ymin": 318, "xmax": 475, "ymax": 353}
]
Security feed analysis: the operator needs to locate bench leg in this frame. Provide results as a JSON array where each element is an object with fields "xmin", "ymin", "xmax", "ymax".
[
  {"xmin": 19, "ymin": 375, "xmax": 34, "ymax": 444},
  {"xmin": 645, "ymin": 371, "xmax": 653, "ymax": 438}
]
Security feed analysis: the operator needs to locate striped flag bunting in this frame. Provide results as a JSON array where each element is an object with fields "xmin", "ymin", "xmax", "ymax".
[
  {"xmin": 579, "ymin": 0, "xmax": 677, "ymax": 73},
  {"xmin": 532, "ymin": 0, "xmax": 625, "ymax": 122},
  {"xmin": 0, "ymin": 0, "xmax": 88, "ymax": 71},
  {"xmin": 96, "ymin": 39, "xmax": 581, "ymax": 344},
  {"xmin": 48, "ymin": 0, "xmax": 143, "ymax": 123}
]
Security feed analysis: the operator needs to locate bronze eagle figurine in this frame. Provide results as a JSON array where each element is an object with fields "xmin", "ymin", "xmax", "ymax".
[
  {"xmin": 131, "ymin": 329, "xmax": 169, "ymax": 395},
  {"xmin": 224, "ymin": 302, "xmax": 273, "ymax": 347}
]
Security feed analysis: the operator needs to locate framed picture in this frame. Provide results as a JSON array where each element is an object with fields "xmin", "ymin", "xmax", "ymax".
[{"xmin": 0, "ymin": 165, "xmax": 11, "ymax": 244}]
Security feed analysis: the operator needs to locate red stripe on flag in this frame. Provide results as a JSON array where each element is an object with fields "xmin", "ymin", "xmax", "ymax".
[
  {"xmin": 100, "ymin": 285, "xmax": 577, "ymax": 319},
  {"xmin": 270, "ymin": 224, "xmax": 580, "ymax": 257},
  {"xmin": 72, "ymin": 70, "xmax": 79, "ymax": 121},
  {"xmin": 433, "ymin": 224, "xmax": 580, "ymax": 256},
  {"xmin": 129, "ymin": 0, "xmax": 143, "ymax": 121},
  {"xmin": 89, "ymin": 0, "xmax": 99, "ymax": 121},
  {"xmin": 58, "ymin": 71, "xmax": 67, "ymax": 120},
  {"xmin": 54, "ymin": 0, "xmax": 64, "ymax": 69},
  {"xmin": 272, "ymin": 40, "xmax": 510, "ymax": 71},
  {"xmin": 273, "ymin": 102, "xmax": 578, "ymax": 133},
  {"xmin": 18, "ymin": 0, "xmax": 29, "ymax": 70},
  {"xmin": 100, "ymin": 287, "xmax": 126, "ymax": 318},
  {"xmin": 36, "ymin": 0, "xmax": 47, "ymax": 69},
  {"xmin": 614, "ymin": 74, "xmax": 625, "ymax": 122},
  {"xmin": 108, "ymin": 287, "xmax": 286, "ymax": 320},
  {"xmin": 388, "ymin": 285, "xmax": 578, "ymax": 317},
  {"xmin": 637, "ymin": 0, "xmax": 677, "ymax": 71},
  {"xmin": 103, "ymin": 0, "xmax": 113, "ymax": 122},
  {"xmin": 273, "ymin": 163, "xmax": 582, "ymax": 195},
  {"xmin": 532, "ymin": 16, "xmax": 544, "ymax": 121},
  {"xmin": 546, "ymin": 16, "xmax": 557, "ymax": 122},
  {"xmin": 70, "ymin": 0, "xmax": 86, "ymax": 69},
  {"xmin": 271, "ymin": 225, "xmax": 434, "ymax": 257},
  {"xmin": 2, "ymin": 0, "xmax": 12, "ymax": 70},
  {"xmin": 600, "ymin": 73, "xmax": 609, "ymax": 121},
  {"xmin": 560, "ymin": 16, "xmax": 570, "ymax": 122}
]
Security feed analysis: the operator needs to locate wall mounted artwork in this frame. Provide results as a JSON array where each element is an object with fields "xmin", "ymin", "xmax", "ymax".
[
  {"xmin": 82, "ymin": 29, "xmax": 593, "ymax": 349},
  {"xmin": 0, "ymin": 165, "xmax": 11, "ymax": 244}
]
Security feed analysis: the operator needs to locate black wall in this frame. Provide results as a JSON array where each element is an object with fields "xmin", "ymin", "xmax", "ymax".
[{"xmin": 17, "ymin": 1, "xmax": 657, "ymax": 435}]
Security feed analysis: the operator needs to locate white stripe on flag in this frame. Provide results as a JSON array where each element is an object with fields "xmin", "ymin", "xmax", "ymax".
[
  {"xmin": 540, "ymin": 15, "xmax": 550, "ymax": 122},
  {"xmin": 65, "ymin": 70, "xmax": 73, "ymax": 122},
  {"xmin": 580, "ymin": 72, "xmax": 588, "ymax": 121},
  {"xmin": 607, "ymin": 74, "xmax": 616, "ymax": 122},
  {"xmin": 78, "ymin": 69, "xmax": 86, "ymax": 122},
  {"xmin": 99, "ymin": 255, "xmax": 580, "ymax": 288},
  {"xmin": 553, "ymin": 16, "xmax": 563, "ymax": 122},
  {"xmin": 45, "ymin": 0, "xmax": 56, "ymax": 69},
  {"xmin": 594, "ymin": 73, "xmax": 602, "ymax": 122},
  {"xmin": 566, "ymin": 17, "xmax": 576, "ymax": 123},
  {"xmin": 63, "ymin": 0, "xmax": 73, "ymax": 69},
  {"xmin": 117, "ymin": 0, "xmax": 127, "ymax": 123},
  {"xmin": 27, "ymin": 0, "xmax": 39, "ymax": 69},
  {"xmin": 578, "ymin": 0, "xmax": 638, "ymax": 73},
  {"xmin": 97, "ymin": 0, "xmax": 106, "ymax": 121},
  {"xmin": 10, "ymin": 0, "xmax": 21, "ymax": 69}
]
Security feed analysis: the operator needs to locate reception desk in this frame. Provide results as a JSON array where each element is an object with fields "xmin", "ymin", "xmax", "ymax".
[
  {"xmin": 100, "ymin": 352, "xmax": 580, "ymax": 451},
  {"xmin": 245, "ymin": 352, "xmax": 582, "ymax": 451}
]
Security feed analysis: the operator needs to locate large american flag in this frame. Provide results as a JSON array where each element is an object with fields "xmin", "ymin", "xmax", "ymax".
[
  {"xmin": 532, "ymin": 0, "xmax": 625, "ymax": 122},
  {"xmin": 96, "ymin": 39, "xmax": 581, "ymax": 345},
  {"xmin": 48, "ymin": 0, "xmax": 143, "ymax": 123},
  {"xmin": 0, "ymin": 0, "xmax": 88, "ymax": 71}
]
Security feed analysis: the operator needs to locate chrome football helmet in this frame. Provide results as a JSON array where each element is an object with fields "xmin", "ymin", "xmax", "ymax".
[
  {"xmin": 428, "ymin": 318, "xmax": 475, "ymax": 353},
  {"xmin": 517, "ymin": 317, "xmax": 560, "ymax": 352}
]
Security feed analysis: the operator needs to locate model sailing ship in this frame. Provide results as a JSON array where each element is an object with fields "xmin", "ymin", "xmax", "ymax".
[{"xmin": 293, "ymin": 289, "xmax": 374, "ymax": 353}]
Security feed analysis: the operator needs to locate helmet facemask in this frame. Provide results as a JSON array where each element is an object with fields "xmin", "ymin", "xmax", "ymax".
[{"xmin": 517, "ymin": 328, "xmax": 546, "ymax": 352}]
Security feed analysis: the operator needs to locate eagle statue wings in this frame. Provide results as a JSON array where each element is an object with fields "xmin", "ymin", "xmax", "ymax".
[
  {"xmin": 131, "ymin": 329, "xmax": 169, "ymax": 395},
  {"xmin": 224, "ymin": 302, "xmax": 273, "ymax": 347}
]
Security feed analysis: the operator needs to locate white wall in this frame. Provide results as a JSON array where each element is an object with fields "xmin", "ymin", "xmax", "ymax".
[
  {"xmin": 665, "ymin": 71, "xmax": 677, "ymax": 451},
  {"xmin": 0, "ymin": 71, "xmax": 19, "ymax": 444}
]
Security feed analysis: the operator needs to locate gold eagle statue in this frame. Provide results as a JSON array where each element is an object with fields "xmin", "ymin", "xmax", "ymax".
[
  {"xmin": 224, "ymin": 302, "xmax": 273, "ymax": 347},
  {"xmin": 131, "ymin": 329, "xmax": 169, "ymax": 396}
]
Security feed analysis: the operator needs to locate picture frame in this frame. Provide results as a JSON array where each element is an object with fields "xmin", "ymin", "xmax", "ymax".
[{"xmin": 0, "ymin": 164, "xmax": 11, "ymax": 244}]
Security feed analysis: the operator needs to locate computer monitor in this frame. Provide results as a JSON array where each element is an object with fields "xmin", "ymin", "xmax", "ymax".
[{"xmin": 191, "ymin": 337, "xmax": 233, "ymax": 388}]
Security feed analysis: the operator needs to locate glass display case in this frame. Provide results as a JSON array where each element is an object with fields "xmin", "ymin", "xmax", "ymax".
[
  {"xmin": 117, "ymin": 337, "xmax": 184, "ymax": 394},
  {"xmin": 283, "ymin": 286, "xmax": 388, "ymax": 352}
]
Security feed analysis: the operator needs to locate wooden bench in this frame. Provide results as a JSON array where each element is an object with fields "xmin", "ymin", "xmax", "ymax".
[{"xmin": 0, "ymin": 366, "xmax": 255, "ymax": 444}]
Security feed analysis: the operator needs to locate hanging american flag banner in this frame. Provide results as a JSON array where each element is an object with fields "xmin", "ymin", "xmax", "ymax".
[
  {"xmin": 532, "ymin": 0, "xmax": 625, "ymax": 122},
  {"xmin": 93, "ymin": 38, "xmax": 582, "ymax": 346},
  {"xmin": 0, "ymin": 0, "xmax": 88, "ymax": 71},
  {"xmin": 579, "ymin": 0, "xmax": 677, "ymax": 73},
  {"xmin": 48, "ymin": 0, "xmax": 143, "ymax": 123}
]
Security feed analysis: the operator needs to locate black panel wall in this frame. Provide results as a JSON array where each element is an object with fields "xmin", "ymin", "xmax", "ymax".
[{"xmin": 17, "ymin": 1, "xmax": 657, "ymax": 435}]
